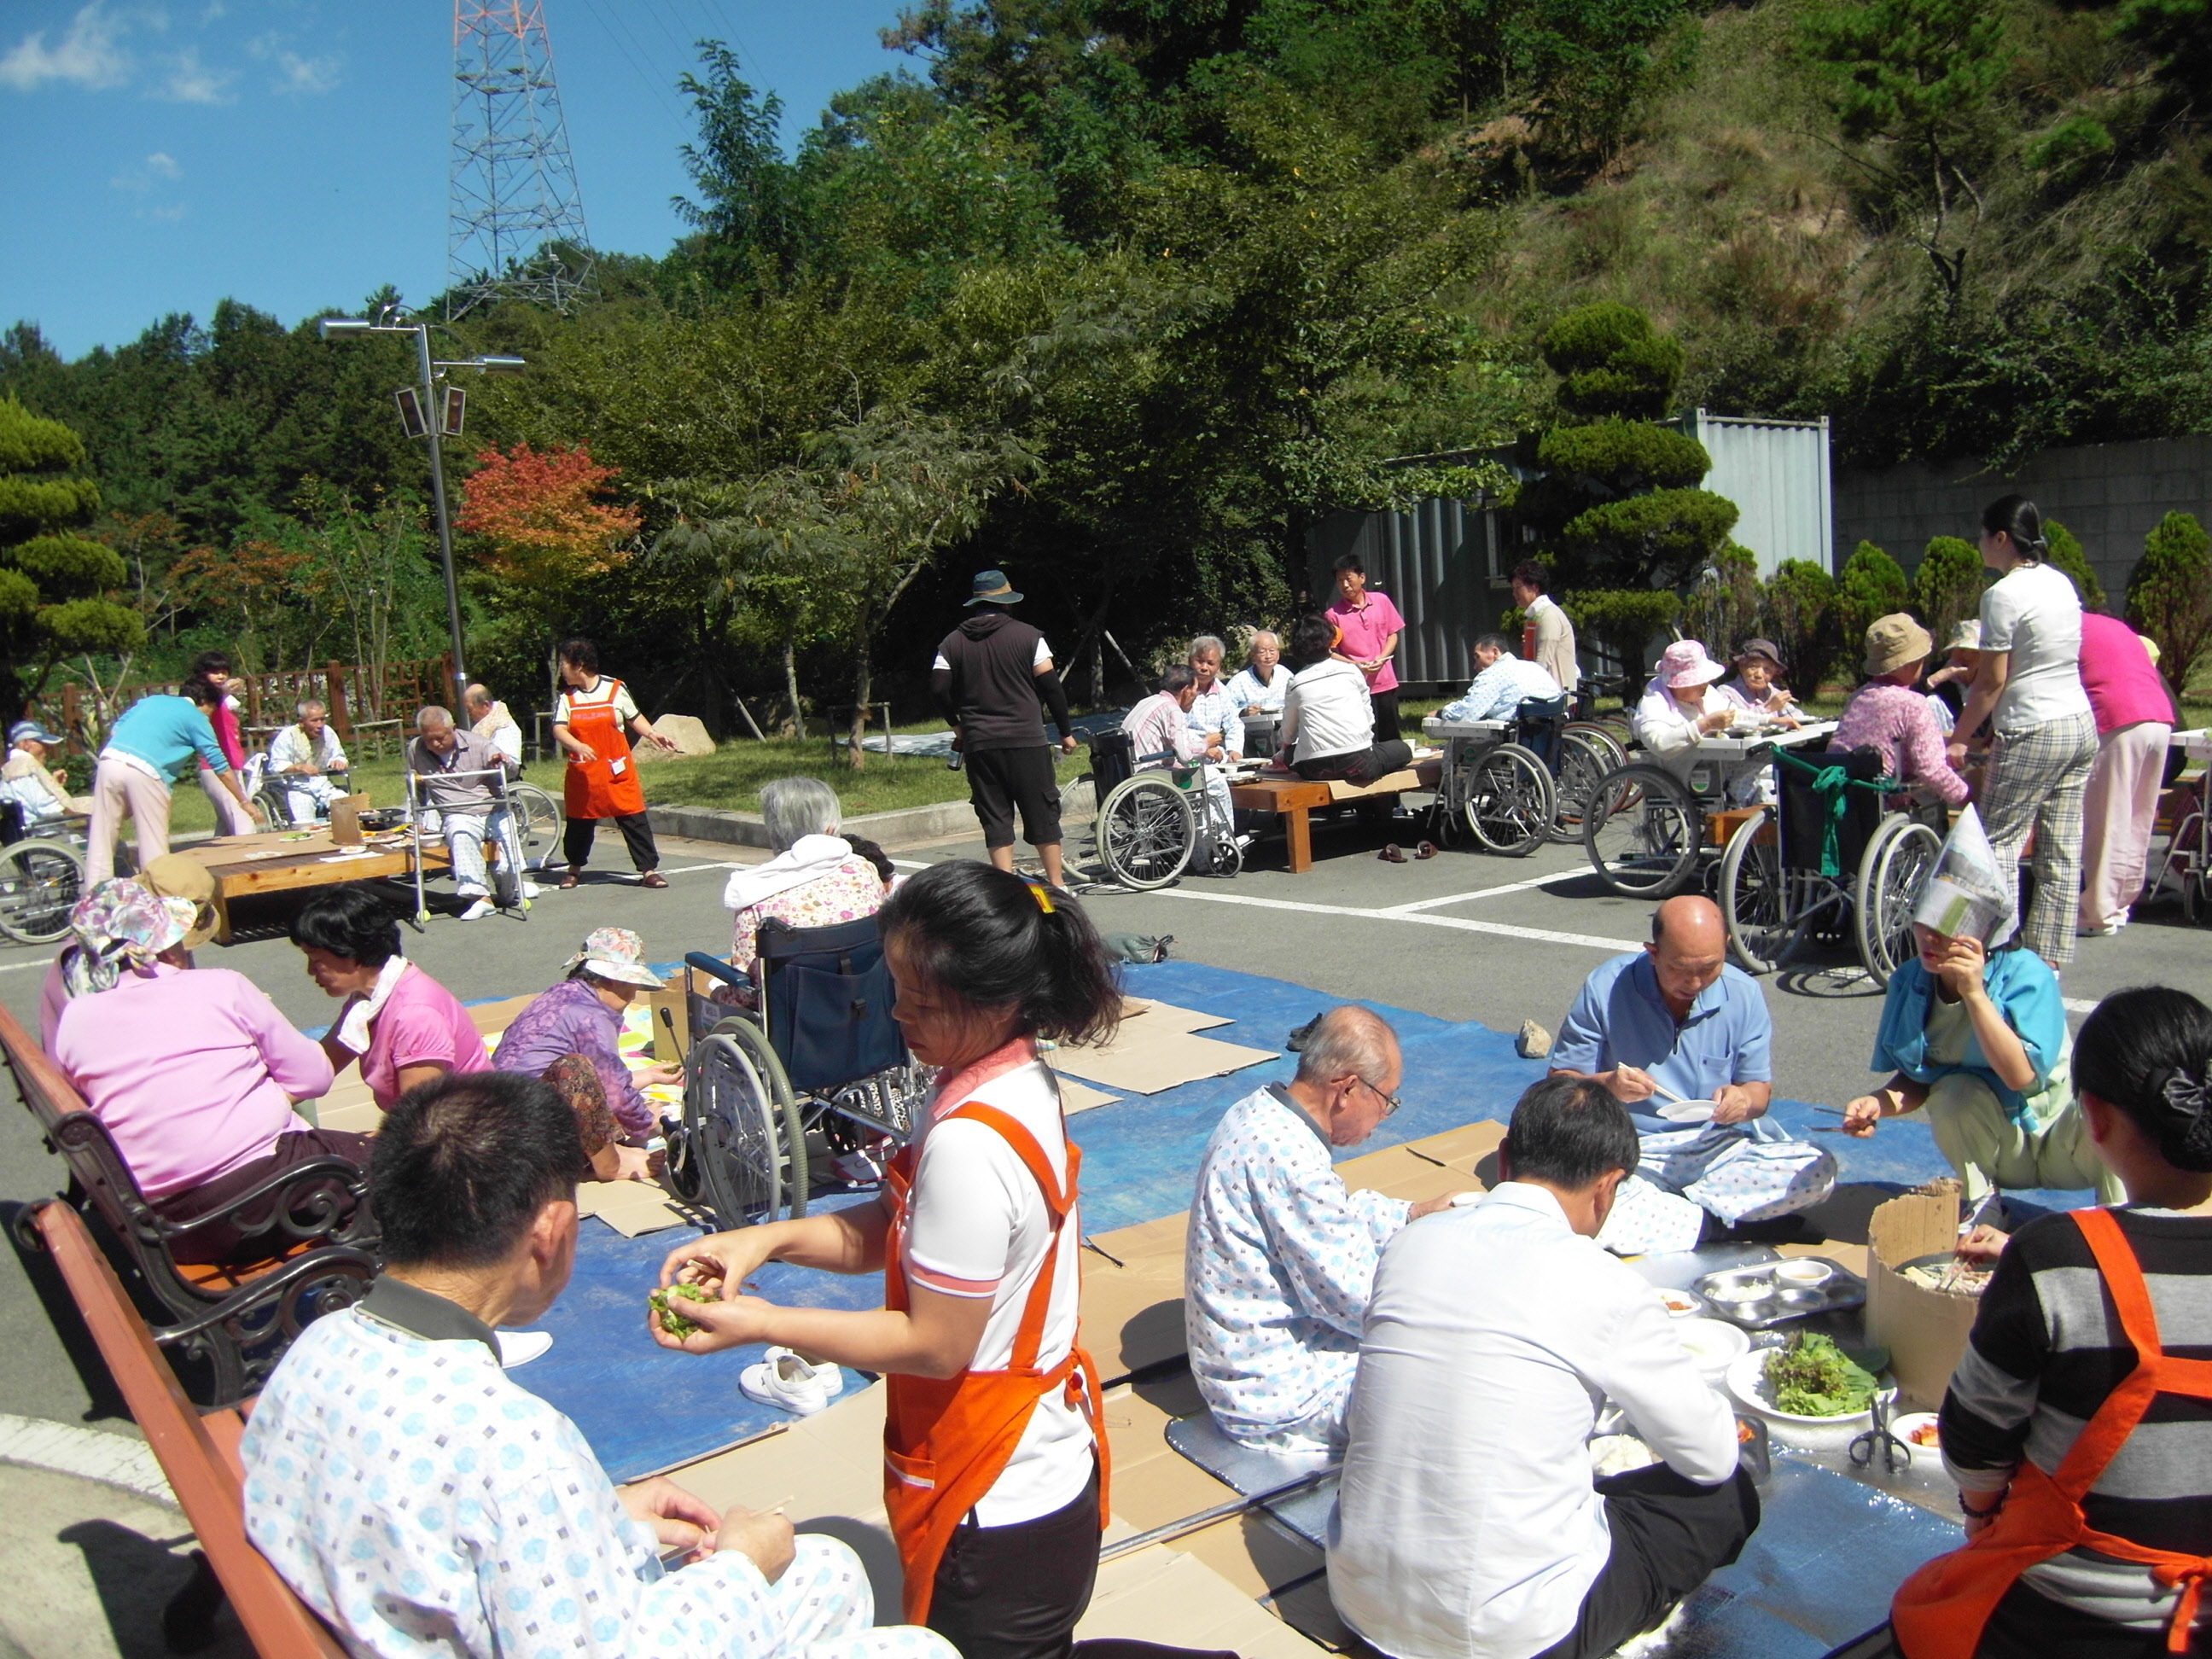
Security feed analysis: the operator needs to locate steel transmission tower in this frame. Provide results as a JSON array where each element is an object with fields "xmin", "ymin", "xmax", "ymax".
[{"xmin": 446, "ymin": 1, "xmax": 593, "ymax": 319}]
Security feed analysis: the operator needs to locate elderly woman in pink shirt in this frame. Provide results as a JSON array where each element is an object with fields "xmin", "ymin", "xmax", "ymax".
[
  {"xmin": 290, "ymin": 885, "xmax": 489, "ymax": 1109},
  {"xmin": 1835, "ymin": 614, "xmax": 1971, "ymax": 813},
  {"xmin": 50, "ymin": 880, "xmax": 366, "ymax": 1266}
]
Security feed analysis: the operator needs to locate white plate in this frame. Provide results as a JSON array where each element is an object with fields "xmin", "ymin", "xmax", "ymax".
[
  {"xmin": 1656, "ymin": 1099, "xmax": 1717, "ymax": 1124},
  {"xmin": 1892, "ymin": 1412, "xmax": 1941, "ymax": 1453},
  {"xmin": 1725, "ymin": 1348, "xmax": 1884, "ymax": 1450},
  {"xmin": 1675, "ymin": 1318, "xmax": 1749, "ymax": 1378},
  {"xmin": 1773, "ymin": 1259, "xmax": 1833, "ymax": 1287}
]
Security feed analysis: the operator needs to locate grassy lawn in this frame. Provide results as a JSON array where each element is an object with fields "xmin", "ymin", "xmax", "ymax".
[{"xmin": 162, "ymin": 721, "xmax": 1088, "ymax": 834}]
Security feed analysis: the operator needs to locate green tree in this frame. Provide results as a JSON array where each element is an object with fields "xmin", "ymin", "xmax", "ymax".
[
  {"xmin": 1679, "ymin": 540, "xmax": 1762, "ymax": 660},
  {"xmin": 1763, "ymin": 558, "xmax": 1840, "ymax": 692},
  {"xmin": 2041, "ymin": 518, "xmax": 2107, "ymax": 613},
  {"xmin": 1834, "ymin": 540, "xmax": 1911, "ymax": 648},
  {"xmin": 0, "ymin": 399, "xmax": 144, "ymax": 713},
  {"xmin": 1912, "ymin": 535, "xmax": 1982, "ymax": 643},
  {"xmin": 2127, "ymin": 510, "xmax": 2212, "ymax": 696},
  {"xmin": 670, "ymin": 41, "xmax": 800, "ymax": 291}
]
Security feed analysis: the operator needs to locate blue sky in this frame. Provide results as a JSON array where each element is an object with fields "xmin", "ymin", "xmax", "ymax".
[{"xmin": 1, "ymin": 0, "xmax": 914, "ymax": 359}]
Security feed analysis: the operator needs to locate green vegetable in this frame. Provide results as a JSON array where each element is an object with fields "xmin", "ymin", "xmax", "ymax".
[
  {"xmin": 1766, "ymin": 1330, "xmax": 1877, "ymax": 1417},
  {"xmin": 650, "ymin": 1283, "xmax": 715, "ymax": 1340}
]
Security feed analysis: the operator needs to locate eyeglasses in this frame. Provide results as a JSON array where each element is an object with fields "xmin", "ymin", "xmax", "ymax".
[{"xmin": 1356, "ymin": 1076, "xmax": 1401, "ymax": 1118}]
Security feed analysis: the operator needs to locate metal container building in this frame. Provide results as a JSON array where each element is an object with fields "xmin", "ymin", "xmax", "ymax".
[{"xmin": 1679, "ymin": 410, "xmax": 1833, "ymax": 577}]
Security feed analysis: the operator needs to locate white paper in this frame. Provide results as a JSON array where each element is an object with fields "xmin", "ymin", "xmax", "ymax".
[{"xmin": 1911, "ymin": 804, "xmax": 2015, "ymax": 944}]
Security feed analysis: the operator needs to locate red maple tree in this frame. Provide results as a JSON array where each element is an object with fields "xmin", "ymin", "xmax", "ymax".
[{"xmin": 456, "ymin": 443, "xmax": 642, "ymax": 584}]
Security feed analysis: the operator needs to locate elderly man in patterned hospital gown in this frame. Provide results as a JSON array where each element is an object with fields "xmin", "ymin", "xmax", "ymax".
[
  {"xmin": 1185, "ymin": 1005, "xmax": 1472, "ymax": 1452},
  {"xmin": 1550, "ymin": 894, "xmax": 1836, "ymax": 1255}
]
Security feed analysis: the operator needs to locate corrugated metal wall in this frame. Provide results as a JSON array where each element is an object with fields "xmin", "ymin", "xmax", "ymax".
[
  {"xmin": 1307, "ymin": 495, "xmax": 1501, "ymax": 687},
  {"xmin": 1684, "ymin": 410, "xmax": 1833, "ymax": 577}
]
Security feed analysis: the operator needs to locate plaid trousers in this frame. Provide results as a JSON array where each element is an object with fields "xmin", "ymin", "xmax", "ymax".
[{"xmin": 1982, "ymin": 709, "xmax": 2098, "ymax": 965}]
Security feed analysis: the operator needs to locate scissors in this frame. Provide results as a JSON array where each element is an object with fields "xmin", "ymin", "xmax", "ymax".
[{"xmin": 1849, "ymin": 1389, "xmax": 1912, "ymax": 1476}]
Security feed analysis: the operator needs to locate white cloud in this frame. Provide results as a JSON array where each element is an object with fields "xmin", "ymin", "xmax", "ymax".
[
  {"xmin": 154, "ymin": 44, "xmax": 231, "ymax": 102},
  {"xmin": 109, "ymin": 149, "xmax": 182, "ymax": 190},
  {"xmin": 145, "ymin": 201, "xmax": 186, "ymax": 222},
  {"xmin": 272, "ymin": 49, "xmax": 338, "ymax": 93},
  {"xmin": 0, "ymin": 3, "xmax": 131, "ymax": 92}
]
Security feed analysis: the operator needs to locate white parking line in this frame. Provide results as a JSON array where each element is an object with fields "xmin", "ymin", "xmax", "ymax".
[
  {"xmin": 1155, "ymin": 887, "xmax": 1644, "ymax": 952},
  {"xmin": 1380, "ymin": 871, "xmax": 1578, "ymax": 912}
]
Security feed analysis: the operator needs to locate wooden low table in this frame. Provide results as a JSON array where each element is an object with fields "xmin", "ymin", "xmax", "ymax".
[
  {"xmin": 1229, "ymin": 758, "xmax": 1442, "ymax": 874},
  {"xmin": 164, "ymin": 828, "xmax": 447, "ymax": 944}
]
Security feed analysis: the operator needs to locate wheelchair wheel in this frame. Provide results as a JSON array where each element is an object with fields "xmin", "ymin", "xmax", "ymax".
[
  {"xmin": 1097, "ymin": 774, "xmax": 1196, "ymax": 889},
  {"xmin": 1548, "ymin": 729, "xmax": 1619, "ymax": 843},
  {"xmin": 682, "ymin": 1017, "xmax": 808, "ymax": 1226},
  {"xmin": 1583, "ymin": 765, "xmax": 1703, "ymax": 897},
  {"xmin": 1719, "ymin": 808, "xmax": 1800, "ymax": 974},
  {"xmin": 509, "ymin": 783, "xmax": 565, "ymax": 871},
  {"xmin": 1464, "ymin": 744, "xmax": 1554, "ymax": 857},
  {"xmin": 1564, "ymin": 720, "xmax": 1630, "ymax": 771},
  {"xmin": 0, "ymin": 838, "xmax": 84, "ymax": 946},
  {"xmin": 1856, "ymin": 815, "xmax": 1943, "ymax": 987}
]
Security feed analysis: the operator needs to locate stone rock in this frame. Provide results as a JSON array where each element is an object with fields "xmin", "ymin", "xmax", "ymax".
[
  {"xmin": 636, "ymin": 713, "xmax": 715, "ymax": 762},
  {"xmin": 1516, "ymin": 1019, "xmax": 1553, "ymax": 1059}
]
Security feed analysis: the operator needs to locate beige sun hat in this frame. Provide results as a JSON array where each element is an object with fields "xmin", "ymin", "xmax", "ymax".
[
  {"xmin": 1865, "ymin": 614, "xmax": 1936, "ymax": 677},
  {"xmin": 564, "ymin": 927, "xmax": 664, "ymax": 988},
  {"xmin": 1944, "ymin": 619, "xmax": 1982, "ymax": 653},
  {"xmin": 137, "ymin": 853, "xmax": 220, "ymax": 951}
]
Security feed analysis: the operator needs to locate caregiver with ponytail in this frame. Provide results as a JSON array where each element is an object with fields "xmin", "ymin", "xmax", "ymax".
[
  {"xmin": 1947, "ymin": 496, "xmax": 2098, "ymax": 967},
  {"xmin": 651, "ymin": 862, "xmax": 1150, "ymax": 1659},
  {"xmin": 1890, "ymin": 984, "xmax": 2212, "ymax": 1659}
]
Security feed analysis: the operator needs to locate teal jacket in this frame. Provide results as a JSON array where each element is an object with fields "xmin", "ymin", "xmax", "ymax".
[{"xmin": 1870, "ymin": 948, "xmax": 2066, "ymax": 1127}]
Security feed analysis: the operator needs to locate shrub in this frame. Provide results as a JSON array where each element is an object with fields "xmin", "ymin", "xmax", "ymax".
[
  {"xmin": 2128, "ymin": 511, "xmax": 2212, "ymax": 695},
  {"xmin": 1835, "ymin": 540, "xmax": 1912, "ymax": 646},
  {"xmin": 1764, "ymin": 558, "xmax": 1840, "ymax": 691},
  {"xmin": 2042, "ymin": 518, "xmax": 2107, "ymax": 612},
  {"xmin": 1540, "ymin": 302, "xmax": 1685, "ymax": 422},
  {"xmin": 1558, "ymin": 487, "xmax": 1740, "ymax": 590},
  {"xmin": 1912, "ymin": 536, "xmax": 1983, "ymax": 642},
  {"xmin": 1680, "ymin": 541, "xmax": 1763, "ymax": 662},
  {"xmin": 1563, "ymin": 587, "xmax": 1682, "ymax": 672},
  {"xmin": 1535, "ymin": 420, "xmax": 1710, "ymax": 493}
]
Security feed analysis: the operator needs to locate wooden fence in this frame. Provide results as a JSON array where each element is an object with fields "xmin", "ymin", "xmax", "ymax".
[{"xmin": 41, "ymin": 655, "xmax": 454, "ymax": 756}]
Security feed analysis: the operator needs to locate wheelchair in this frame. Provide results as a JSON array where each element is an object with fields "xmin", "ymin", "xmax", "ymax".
[
  {"xmin": 0, "ymin": 798, "xmax": 87, "ymax": 946},
  {"xmin": 1580, "ymin": 723, "xmax": 1825, "ymax": 899},
  {"xmin": 665, "ymin": 915, "xmax": 930, "ymax": 1228},
  {"xmin": 1717, "ymin": 748, "xmax": 1941, "ymax": 985},
  {"xmin": 1081, "ymin": 730, "xmax": 1243, "ymax": 889},
  {"xmin": 1425, "ymin": 696, "xmax": 1621, "ymax": 856}
]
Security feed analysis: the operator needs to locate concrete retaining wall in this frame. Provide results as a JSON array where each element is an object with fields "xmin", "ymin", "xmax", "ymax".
[
  {"xmin": 649, "ymin": 780, "xmax": 1098, "ymax": 853},
  {"xmin": 1834, "ymin": 434, "xmax": 2212, "ymax": 599}
]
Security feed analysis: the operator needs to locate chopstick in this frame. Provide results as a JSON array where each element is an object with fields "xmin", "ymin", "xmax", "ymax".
[{"xmin": 1810, "ymin": 1104, "xmax": 1847, "ymax": 1115}]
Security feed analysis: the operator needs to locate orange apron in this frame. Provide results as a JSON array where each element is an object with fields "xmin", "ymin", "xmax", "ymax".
[
  {"xmin": 1892, "ymin": 1207, "xmax": 2212, "ymax": 1657},
  {"xmin": 881, "ymin": 1101, "xmax": 1109, "ymax": 1626},
  {"xmin": 562, "ymin": 676, "xmax": 645, "ymax": 820}
]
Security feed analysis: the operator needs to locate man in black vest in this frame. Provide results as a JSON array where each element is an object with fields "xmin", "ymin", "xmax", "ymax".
[{"xmin": 931, "ymin": 569, "xmax": 1078, "ymax": 888}]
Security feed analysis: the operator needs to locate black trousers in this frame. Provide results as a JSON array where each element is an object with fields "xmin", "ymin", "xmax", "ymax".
[
  {"xmin": 1978, "ymin": 1580, "xmax": 2212, "ymax": 1658},
  {"xmin": 154, "ymin": 1127, "xmax": 375, "ymax": 1266},
  {"xmin": 1531, "ymin": 1463, "xmax": 1761, "ymax": 1659},
  {"xmin": 1293, "ymin": 739, "xmax": 1414, "ymax": 787},
  {"xmin": 967, "ymin": 745, "xmax": 1062, "ymax": 850},
  {"xmin": 927, "ymin": 1467, "xmax": 1238, "ymax": 1659},
  {"xmin": 1371, "ymin": 688, "xmax": 1402, "ymax": 743},
  {"xmin": 563, "ymin": 810, "xmax": 659, "ymax": 872}
]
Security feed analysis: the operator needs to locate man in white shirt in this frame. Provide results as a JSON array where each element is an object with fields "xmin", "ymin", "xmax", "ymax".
[
  {"xmin": 1328, "ymin": 1075, "xmax": 1758, "ymax": 1659},
  {"xmin": 1186, "ymin": 635, "xmax": 1245, "ymax": 761},
  {"xmin": 465, "ymin": 682, "xmax": 527, "ymax": 767},
  {"xmin": 1512, "ymin": 562, "xmax": 1580, "ymax": 696},
  {"xmin": 1225, "ymin": 632, "xmax": 1292, "ymax": 719},
  {"xmin": 1186, "ymin": 1008, "xmax": 1465, "ymax": 1452},
  {"xmin": 1435, "ymin": 633, "xmax": 1563, "ymax": 725},
  {"xmin": 242, "ymin": 1069, "xmax": 953, "ymax": 1659},
  {"xmin": 265, "ymin": 699, "xmax": 351, "ymax": 824}
]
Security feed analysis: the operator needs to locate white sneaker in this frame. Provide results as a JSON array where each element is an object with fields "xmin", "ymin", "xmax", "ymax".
[
  {"xmin": 457, "ymin": 897, "xmax": 495, "ymax": 921},
  {"xmin": 739, "ymin": 1348, "xmax": 843, "ymax": 1416},
  {"xmin": 496, "ymin": 1330, "xmax": 553, "ymax": 1368},
  {"xmin": 521, "ymin": 881, "xmax": 541, "ymax": 899}
]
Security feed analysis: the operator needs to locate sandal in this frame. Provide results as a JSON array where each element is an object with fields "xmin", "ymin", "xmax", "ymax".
[
  {"xmin": 557, "ymin": 870, "xmax": 582, "ymax": 890},
  {"xmin": 1415, "ymin": 841, "xmax": 1441, "ymax": 860},
  {"xmin": 1378, "ymin": 845, "xmax": 1407, "ymax": 863}
]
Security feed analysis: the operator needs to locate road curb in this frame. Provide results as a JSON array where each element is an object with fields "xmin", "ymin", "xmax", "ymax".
[
  {"xmin": 0, "ymin": 1412, "xmax": 176, "ymax": 1511},
  {"xmin": 649, "ymin": 781, "xmax": 1097, "ymax": 853}
]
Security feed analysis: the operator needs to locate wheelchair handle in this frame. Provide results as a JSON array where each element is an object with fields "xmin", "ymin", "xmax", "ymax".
[{"xmin": 682, "ymin": 952, "xmax": 749, "ymax": 989}]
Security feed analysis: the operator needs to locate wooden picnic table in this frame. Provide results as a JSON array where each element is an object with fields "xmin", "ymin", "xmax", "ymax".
[
  {"xmin": 162, "ymin": 826, "xmax": 447, "ymax": 944},
  {"xmin": 1228, "ymin": 756, "xmax": 1443, "ymax": 874}
]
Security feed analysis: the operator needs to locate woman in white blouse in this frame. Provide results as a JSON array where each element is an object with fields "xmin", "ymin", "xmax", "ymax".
[
  {"xmin": 1947, "ymin": 495, "xmax": 2098, "ymax": 967},
  {"xmin": 1632, "ymin": 640, "xmax": 1737, "ymax": 777}
]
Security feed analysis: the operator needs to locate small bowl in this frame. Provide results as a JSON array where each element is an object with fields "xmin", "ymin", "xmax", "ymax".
[
  {"xmin": 1893, "ymin": 1412, "xmax": 1941, "ymax": 1452},
  {"xmin": 1656, "ymin": 1288, "xmax": 1703, "ymax": 1318},
  {"xmin": 1774, "ymin": 1259, "xmax": 1833, "ymax": 1288},
  {"xmin": 1674, "ymin": 1317, "xmax": 1750, "ymax": 1380}
]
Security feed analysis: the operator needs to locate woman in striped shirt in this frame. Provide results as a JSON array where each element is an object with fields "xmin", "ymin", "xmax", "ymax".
[{"xmin": 1896, "ymin": 985, "xmax": 2212, "ymax": 1658}]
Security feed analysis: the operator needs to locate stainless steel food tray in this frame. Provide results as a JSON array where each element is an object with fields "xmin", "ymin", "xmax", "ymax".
[{"xmin": 1692, "ymin": 1258, "xmax": 1866, "ymax": 1330}]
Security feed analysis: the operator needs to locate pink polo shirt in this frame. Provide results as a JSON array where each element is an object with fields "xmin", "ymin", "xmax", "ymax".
[
  {"xmin": 347, "ymin": 963, "xmax": 491, "ymax": 1109},
  {"xmin": 51, "ymin": 964, "xmax": 334, "ymax": 1200},
  {"xmin": 1327, "ymin": 590, "xmax": 1406, "ymax": 695},
  {"xmin": 2076, "ymin": 612, "xmax": 2173, "ymax": 736}
]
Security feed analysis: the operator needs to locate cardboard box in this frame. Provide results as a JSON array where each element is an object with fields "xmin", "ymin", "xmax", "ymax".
[
  {"xmin": 1866, "ymin": 1190, "xmax": 1981, "ymax": 1409},
  {"xmin": 646, "ymin": 981, "xmax": 691, "ymax": 1064},
  {"xmin": 328, "ymin": 792, "xmax": 372, "ymax": 846}
]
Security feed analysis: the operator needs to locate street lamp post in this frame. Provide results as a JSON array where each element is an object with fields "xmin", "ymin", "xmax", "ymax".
[{"xmin": 318, "ymin": 314, "xmax": 524, "ymax": 708}]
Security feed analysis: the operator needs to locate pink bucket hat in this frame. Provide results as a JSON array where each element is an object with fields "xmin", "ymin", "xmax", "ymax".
[{"xmin": 1657, "ymin": 640, "xmax": 1727, "ymax": 690}]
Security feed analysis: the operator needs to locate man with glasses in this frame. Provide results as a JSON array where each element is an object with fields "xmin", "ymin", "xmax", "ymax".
[{"xmin": 1185, "ymin": 1005, "xmax": 1472, "ymax": 1452}]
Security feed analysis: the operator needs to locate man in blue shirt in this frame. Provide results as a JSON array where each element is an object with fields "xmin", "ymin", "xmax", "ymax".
[
  {"xmin": 1551, "ymin": 895, "xmax": 1834, "ymax": 1253},
  {"xmin": 1435, "ymin": 633, "xmax": 1563, "ymax": 725},
  {"xmin": 87, "ymin": 683, "xmax": 258, "ymax": 882}
]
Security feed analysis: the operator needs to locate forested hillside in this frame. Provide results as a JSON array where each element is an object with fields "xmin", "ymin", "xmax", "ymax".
[{"xmin": 3, "ymin": 0, "xmax": 2205, "ymax": 732}]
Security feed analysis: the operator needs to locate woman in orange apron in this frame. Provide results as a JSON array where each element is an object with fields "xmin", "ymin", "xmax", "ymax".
[
  {"xmin": 1891, "ymin": 984, "xmax": 2212, "ymax": 1659},
  {"xmin": 551, "ymin": 637, "xmax": 677, "ymax": 890},
  {"xmin": 654, "ymin": 863, "xmax": 1221, "ymax": 1659}
]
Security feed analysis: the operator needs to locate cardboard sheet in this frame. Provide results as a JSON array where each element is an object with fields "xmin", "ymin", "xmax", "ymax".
[
  {"xmin": 1050, "ymin": 1028, "xmax": 1277, "ymax": 1095},
  {"xmin": 1336, "ymin": 1144, "xmax": 1480, "ymax": 1208},
  {"xmin": 1077, "ymin": 1545, "xmax": 1330, "ymax": 1659},
  {"xmin": 1117, "ymin": 998, "xmax": 1233, "ymax": 1035},
  {"xmin": 1081, "ymin": 1214, "xmax": 1192, "ymax": 1382},
  {"xmin": 1060, "ymin": 1079, "xmax": 1121, "ymax": 1115},
  {"xmin": 1324, "ymin": 766, "xmax": 1424, "ymax": 800},
  {"xmin": 467, "ymin": 994, "xmax": 535, "ymax": 1038},
  {"xmin": 574, "ymin": 1178, "xmax": 695, "ymax": 1237}
]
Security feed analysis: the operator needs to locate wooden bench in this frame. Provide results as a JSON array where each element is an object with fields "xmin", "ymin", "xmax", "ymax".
[
  {"xmin": 0, "ymin": 1001, "xmax": 379, "ymax": 1409},
  {"xmin": 20, "ymin": 1198, "xmax": 349, "ymax": 1656},
  {"xmin": 1229, "ymin": 758, "xmax": 1443, "ymax": 874}
]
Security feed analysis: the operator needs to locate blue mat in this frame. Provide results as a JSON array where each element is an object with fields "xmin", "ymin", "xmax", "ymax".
[{"xmin": 515, "ymin": 959, "xmax": 2100, "ymax": 1481}]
